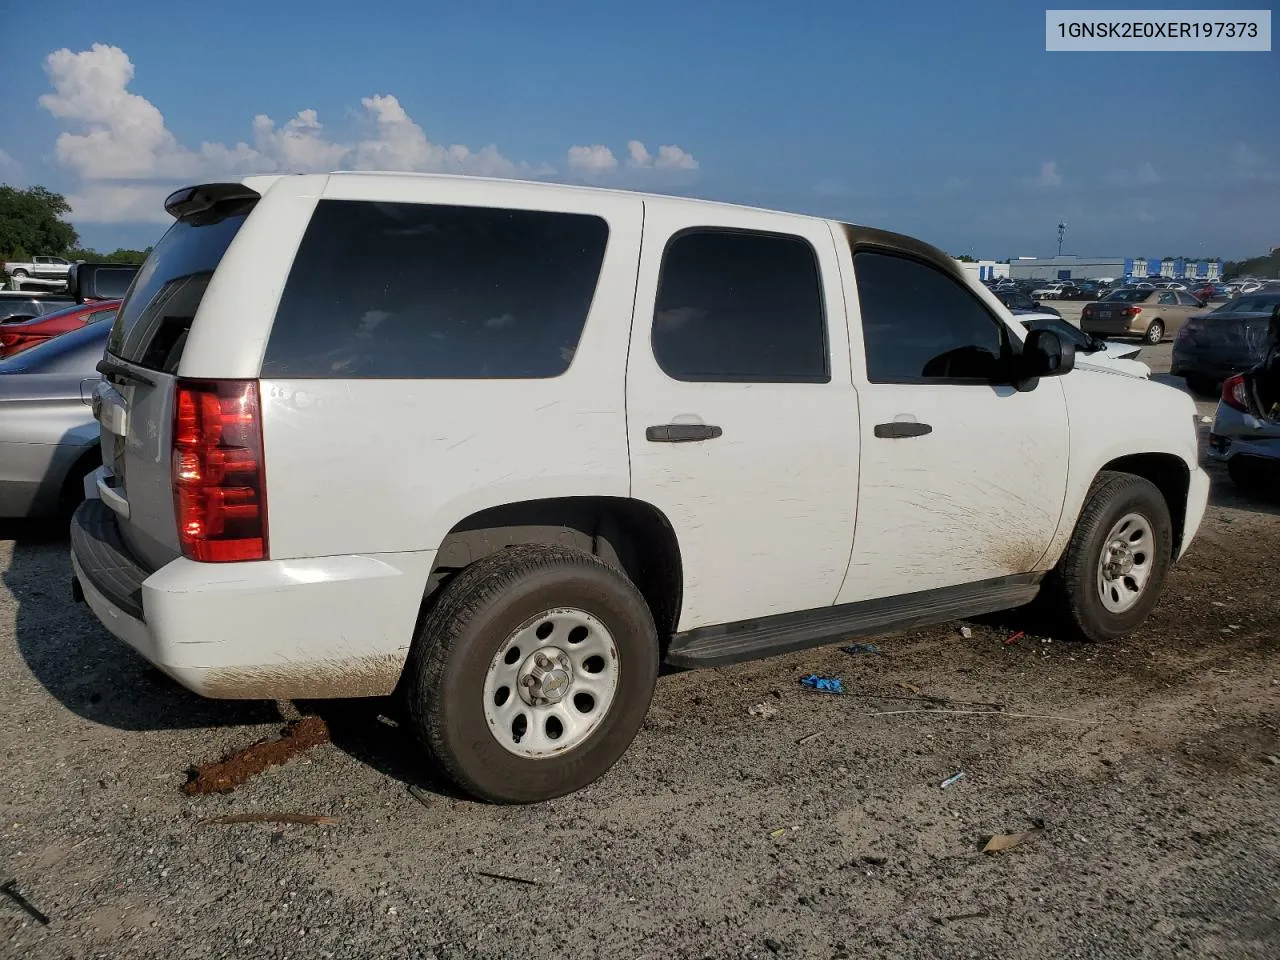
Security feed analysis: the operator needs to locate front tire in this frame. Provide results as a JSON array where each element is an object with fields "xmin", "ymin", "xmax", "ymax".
[
  {"xmin": 1041, "ymin": 472, "xmax": 1173, "ymax": 642},
  {"xmin": 405, "ymin": 544, "xmax": 659, "ymax": 803},
  {"xmin": 10, "ymin": 269, "xmax": 28, "ymax": 279},
  {"xmin": 1144, "ymin": 320, "xmax": 1165, "ymax": 344}
]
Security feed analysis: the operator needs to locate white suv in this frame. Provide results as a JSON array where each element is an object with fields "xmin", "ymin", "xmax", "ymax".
[{"xmin": 71, "ymin": 173, "xmax": 1209, "ymax": 803}]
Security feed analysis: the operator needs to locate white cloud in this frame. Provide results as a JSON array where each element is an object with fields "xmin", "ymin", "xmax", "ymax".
[
  {"xmin": 65, "ymin": 184, "xmax": 173, "ymax": 223},
  {"xmin": 1034, "ymin": 161, "xmax": 1062, "ymax": 188},
  {"xmin": 0, "ymin": 148, "xmax": 20, "ymax": 182},
  {"xmin": 1135, "ymin": 161, "xmax": 1160, "ymax": 185},
  {"xmin": 1231, "ymin": 142, "xmax": 1276, "ymax": 182},
  {"xmin": 38, "ymin": 44, "xmax": 699, "ymax": 222},
  {"xmin": 567, "ymin": 144, "xmax": 618, "ymax": 173},
  {"xmin": 623, "ymin": 140, "xmax": 698, "ymax": 171}
]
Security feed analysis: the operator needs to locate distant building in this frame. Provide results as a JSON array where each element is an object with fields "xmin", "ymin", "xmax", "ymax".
[
  {"xmin": 955, "ymin": 259, "xmax": 1009, "ymax": 281},
  {"xmin": 1007, "ymin": 255, "xmax": 1221, "ymax": 281}
]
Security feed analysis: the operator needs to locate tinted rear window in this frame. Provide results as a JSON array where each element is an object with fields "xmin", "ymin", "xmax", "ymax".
[
  {"xmin": 92, "ymin": 267, "xmax": 139, "ymax": 301},
  {"xmin": 261, "ymin": 200, "xmax": 609, "ymax": 379},
  {"xmin": 1103, "ymin": 290, "xmax": 1150, "ymax": 303},
  {"xmin": 107, "ymin": 210, "xmax": 251, "ymax": 372}
]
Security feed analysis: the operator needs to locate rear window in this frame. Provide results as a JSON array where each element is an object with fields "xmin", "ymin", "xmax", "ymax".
[
  {"xmin": 107, "ymin": 210, "xmax": 251, "ymax": 372},
  {"xmin": 261, "ymin": 200, "xmax": 609, "ymax": 379},
  {"xmin": 1103, "ymin": 290, "xmax": 1150, "ymax": 303}
]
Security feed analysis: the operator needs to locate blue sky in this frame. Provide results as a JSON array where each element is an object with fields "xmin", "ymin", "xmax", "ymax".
[{"xmin": 1, "ymin": 0, "xmax": 1276, "ymax": 259}]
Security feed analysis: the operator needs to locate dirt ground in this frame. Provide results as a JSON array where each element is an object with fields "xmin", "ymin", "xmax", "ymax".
[{"xmin": 1, "ymin": 348, "xmax": 1278, "ymax": 960}]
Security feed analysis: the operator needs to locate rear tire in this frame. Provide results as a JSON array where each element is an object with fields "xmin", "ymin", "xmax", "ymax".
[
  {"xmin": 1184, "ymin": 374, "xmax": 1219, "ymax": 399},
  {"xmin": 1041, "ymin": 471, "xmax": 1173, "ymax": 643},
  {"xmin": 1144, "ymin": 321, "xmax": 1165, "ymax": 344},
  {"xmin": 10, "ymin": 269, "xmax": 28, "ymax": 279},
  {"xmin": 404, "ymin": 544, "xmax": 659, "ymax": 803}
]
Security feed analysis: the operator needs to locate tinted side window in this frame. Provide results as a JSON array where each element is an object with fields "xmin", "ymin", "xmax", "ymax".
[
  {"xmin": 854, "ymin": 251, "xmax": 1007, "ymax": 382},
  {"xmin": 652, "ymin": 229, "xmax": 828, "ymax": 382},
  {"xmin": 263, "ymin": 201, "xmax": 609, "ymax": 379},
  {"xmin": 1176, "ymin": 292, "xmax": 1200, "ymax": 306},
  {"xmin": 1158, "ymin": 291, "xmax": 1178, "ymax": 305}
]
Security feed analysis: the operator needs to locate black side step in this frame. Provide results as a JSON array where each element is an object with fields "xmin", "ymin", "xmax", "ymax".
[{"xmin": 665, "ymin": 575, "xmax": 1042, "ymax": 669}]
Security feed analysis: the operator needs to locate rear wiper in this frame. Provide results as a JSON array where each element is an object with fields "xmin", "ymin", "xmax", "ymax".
[{"xmin": 96, "ymin": 356, "xmax": 156, "ymax": 387}]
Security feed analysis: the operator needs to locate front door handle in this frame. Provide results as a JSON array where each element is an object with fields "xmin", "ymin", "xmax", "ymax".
[
  {"xmin": 874, "ymin": 421, "xmax": 933, "ymax": 439},
  {"xmin": 646, "ymin": 424, "xmax": 723, "ymax": 443}
]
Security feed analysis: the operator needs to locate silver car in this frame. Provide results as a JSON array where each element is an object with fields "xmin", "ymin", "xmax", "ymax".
[{"xmin": 0, "ymin": 322, "xmax": 108, "ymax": 518}]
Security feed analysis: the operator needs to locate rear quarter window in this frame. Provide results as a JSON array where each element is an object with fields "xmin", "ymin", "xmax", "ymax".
[{"xmin": 261, "ymin": 200, "xmax": 610, "ymax": 379}]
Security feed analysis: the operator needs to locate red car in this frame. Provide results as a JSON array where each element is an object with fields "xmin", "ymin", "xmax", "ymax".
[{"xmin": 0, "ymin": 299, "xmax": 121, "ymax": 358}]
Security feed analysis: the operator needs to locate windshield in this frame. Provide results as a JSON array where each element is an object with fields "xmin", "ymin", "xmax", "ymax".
[
  {"xmin": 107, "ymin": 208, "xmax": 252, "ymax": 372},
  {"xmin": 1103, "ymin": 290, "xmax": 1150, "ymax": 303},
  {"xmin": 1024, "ymin": 316, "xmax": 1094, "ymax": 350},
  {"xmin": 1215, "ymin": 294, "xmax": 1280, "ymax": 314}
]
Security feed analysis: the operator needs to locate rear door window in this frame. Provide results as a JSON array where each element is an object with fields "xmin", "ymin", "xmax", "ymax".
[
  {"xmin": 108, "ymin": 209, "xmax": 252, "ymax": 372},
  {"xmin": 261, "ymin": 201, "xmax": 609, "ymax": 379}
]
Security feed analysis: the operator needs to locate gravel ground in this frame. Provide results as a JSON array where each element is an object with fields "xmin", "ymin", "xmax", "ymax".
[{"xmin": 2, "ymin": 343, "xmax": 1278, "ymax": 960}]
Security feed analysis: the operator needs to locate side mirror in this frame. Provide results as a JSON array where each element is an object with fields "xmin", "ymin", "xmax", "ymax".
[{"xmin": 1015, "ymin": 328, "xmax": 1075, "ymax": 390}]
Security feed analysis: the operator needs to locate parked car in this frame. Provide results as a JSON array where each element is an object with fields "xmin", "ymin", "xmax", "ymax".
[
  {"xmin": 1208, "ymin": 306, "xmax": 1280, "ymax": 494},
  {"xmin": 1017, "ymin": 313, "xmax": 1149, "ymax": 378},
  {"xmin": 1063, "ymin": 281, "xmax": 1108, "ymax": 301},
  {"xmin": 1082, "ymin": 288, "xmax": 1206, "ymax": 344},
  {"xmin": 994, "ymin": 287, "xmax": 1062, "ymax": 317},
  {"xmin": 1192, "ymin": 282, "xmax": 1230, "ymax": 302},
  {"xmin": 1171, "ymin": 293, "xmax": 1280, "ymax": 396},
  {"xmin": 71, "ymin": 174, "xmax": 1208, "ymax": 803},
  {"xmin": 1031, "ymin": 281, "xmax": 1077, "ymax": 300},
  {"xmin": 0, "ymin": 299, "xmax": 120, "ymax": 358},
  {"xmin": 2, "ymin": 255, "xmax": 73, "ymax": 282},
  {"xmin": 0, "ymin": 292, "xmax": 75, "ymax": 323},
  {"xmin": 0, "ymin": 321, "xmax": 108, "ymax": 518}
]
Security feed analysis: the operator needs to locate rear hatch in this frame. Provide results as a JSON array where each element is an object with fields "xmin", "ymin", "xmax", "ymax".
[{"xmin": 94, "ymin": 190, "xmax": 256, "ymax": 571}]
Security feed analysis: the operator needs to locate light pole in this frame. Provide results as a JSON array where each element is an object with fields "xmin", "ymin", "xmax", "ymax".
[{"xmin": 1057, "ymin": 221, "xmax": 1067, "ymax": 257}]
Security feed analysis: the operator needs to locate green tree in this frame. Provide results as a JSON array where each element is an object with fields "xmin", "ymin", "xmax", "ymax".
[
  {"xmin": 0, "ymin": 184, "xmax": 79, "ymax": 259},
  {"xmin": 954, "ymin": 254, "xmax": 976, "ymax": 262},
  {"xmin": 67, "ymin": 246, "xmax": 151, "ymax": 264}
]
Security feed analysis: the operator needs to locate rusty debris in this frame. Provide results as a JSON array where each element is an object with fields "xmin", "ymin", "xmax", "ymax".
[
  {"xmin": 183, "ymin": 715, "xmax": 331, "ymax": 795},
  {"xmin": 2, "ymin": 879, "xmax": 50, "ymax": 926},
  {"xmin": 981, "ymin": 828, "xmax": 1045, "ymax": 854},
  {"xmin": 198, "ymin": 813, "xmax": 338, "ymax": 826}
]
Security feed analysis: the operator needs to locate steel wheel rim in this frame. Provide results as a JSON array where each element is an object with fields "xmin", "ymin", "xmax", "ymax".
[
  {"xmin": 1096, "ymin": 512, "xmax": 1156, "ymax": 613},
  {"xmin": 482, "ymin": 607, "xmax": 620, "ymax": 758}
]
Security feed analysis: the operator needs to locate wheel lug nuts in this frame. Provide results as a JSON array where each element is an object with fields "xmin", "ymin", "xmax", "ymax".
[
  {"xmin": 522, "ymin": 676, "xmax": 537, "ymax": 687},
  {"xmin": 535, "ymin": 654, "xmax": 551, "ymax": 669},
  {"xmin": 558, "ymin": 655, "xmax": 570, "ymax": 669}
]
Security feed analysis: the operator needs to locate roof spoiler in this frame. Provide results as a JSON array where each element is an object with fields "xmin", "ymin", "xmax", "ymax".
[{"xmin": 164, "ymin": 183, "xmax": 261, "ymax": 221}]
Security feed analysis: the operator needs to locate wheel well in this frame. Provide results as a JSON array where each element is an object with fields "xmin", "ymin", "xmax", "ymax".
[
  {"xmin": 1099, "ymin": 454, "xmax": 1189, "ymax": 554},
  {"xmin": 425, "ymin": 497, "xmax": 683, "ymax": 645},
  {"xmin": 59, "ymin": 446, "xmax": 102, "ymax": 510}
]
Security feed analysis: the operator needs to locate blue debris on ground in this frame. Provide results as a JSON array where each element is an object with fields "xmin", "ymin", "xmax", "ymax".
[{"xmin": 799, "ymin": 674, "xmax": 844, "ymax": 694}]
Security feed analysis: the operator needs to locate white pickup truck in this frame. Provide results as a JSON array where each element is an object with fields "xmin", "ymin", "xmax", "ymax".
[
  {"xmin": 71, "ymin": 173, "xmax": 1210, "ymax": 803},
  {"xmin": 4, "ymin": 255, "xmax": 73, "ymax": 287}
]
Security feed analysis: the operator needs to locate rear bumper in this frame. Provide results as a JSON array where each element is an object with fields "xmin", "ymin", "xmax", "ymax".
[{"xmin": 70, "ymin": 499, "xmax": 435, "ymax": 699}]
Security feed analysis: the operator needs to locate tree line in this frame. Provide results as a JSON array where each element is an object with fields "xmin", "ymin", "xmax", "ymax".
[{"xmin": 0, "ymin": 184, "xmax": 150, "ymax": 264}]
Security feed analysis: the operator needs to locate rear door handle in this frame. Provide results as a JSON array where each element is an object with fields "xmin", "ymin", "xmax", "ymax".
[
  {"xmin": 874, "ymin": 421, "xmax": 933, "ymax": 439},
  {"xmin": 646, "ymin": 424, "xmax": 723, "ymax": 443}
]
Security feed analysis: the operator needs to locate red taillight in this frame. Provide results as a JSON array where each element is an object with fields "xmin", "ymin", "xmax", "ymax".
[
  {"xmin": 1123, "ymin": 306, "xmax": 1143, "ymax": 317},
  {"xmin": 1222, "ymin": 374, "xmax": 1249, "ymax": 413},
  {"xmin": 1082, "ymin": 305, "xmax": 1094, "ymax": 320},
  {"xmin": 0, "ymin": 332, "xmax": 20, "ymax": 348},
  {"xmin": 172, "ymin": 379, "xmax": 268, "ymax": 562}
]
